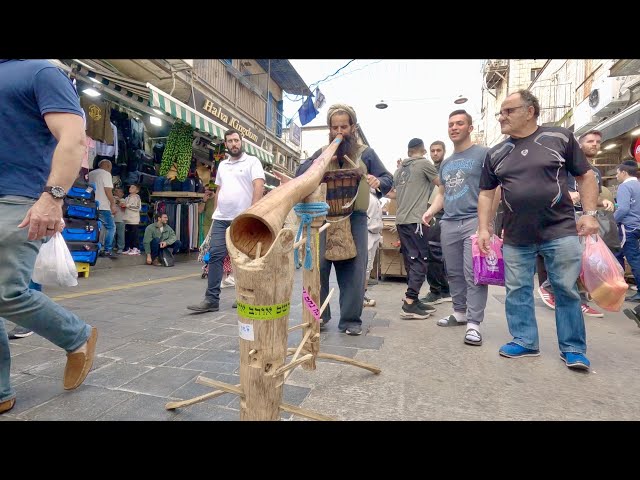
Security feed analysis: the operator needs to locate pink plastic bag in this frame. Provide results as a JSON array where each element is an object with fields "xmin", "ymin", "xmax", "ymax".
[
  {"xmin": 471, "ymin": 234, "xmax": 505, "ymax": 286},
  {"xmin": 580, "ymin": 235, "xmax": 628, "ymax": 312}
]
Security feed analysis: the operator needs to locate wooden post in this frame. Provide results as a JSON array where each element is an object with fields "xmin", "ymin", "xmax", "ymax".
[
  {"xmin": 227, "ymin": 227, "xmax": 295, "ymax": 421},
  {"xmin": 300, "ymin": 184, "xmax": 326, "ymax": 371}
]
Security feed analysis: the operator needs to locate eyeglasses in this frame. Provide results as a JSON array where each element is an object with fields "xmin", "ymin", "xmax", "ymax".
[{"xmin": 494, "ymin": 105, "xmax": 527, "ymax": 119}]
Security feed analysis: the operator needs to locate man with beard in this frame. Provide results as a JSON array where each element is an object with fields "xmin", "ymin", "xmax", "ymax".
[
  {"xmin": 295, "ymin": 104, "xmax": 393, "ymax": 335},
  {"xmin": 188, "ymin": 129, "xmax": 265, "ymax": 313},
  {"xmin": 421, "ymin": 140, "xmax": 452, "ymax": 305}
]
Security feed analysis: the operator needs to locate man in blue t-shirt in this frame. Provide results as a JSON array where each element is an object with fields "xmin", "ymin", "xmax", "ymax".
[
  {"xmin": 477, "ymin": 89, "xmax": 599, "ymax": 371},
  {"xmin": 422, "ymin": 110, "xmax": 490, "ymax": 347},
  {"xmin": 0, "ymin": 60, "xmax": 98, "ymax": 415}
]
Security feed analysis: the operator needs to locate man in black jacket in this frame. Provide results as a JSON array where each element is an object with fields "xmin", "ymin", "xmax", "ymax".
[{"xmin": 295, "ymin": 104, "xmax": 393, "ymax": 335}]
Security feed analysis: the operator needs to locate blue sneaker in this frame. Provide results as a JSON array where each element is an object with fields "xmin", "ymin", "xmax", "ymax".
[
  {"xmin": 560, "ymin": 352, "xmax": 590, "ymax": 371},
  {"xmin": 499, "ymin": 342, "xmax": 540, "ymax": 358}
]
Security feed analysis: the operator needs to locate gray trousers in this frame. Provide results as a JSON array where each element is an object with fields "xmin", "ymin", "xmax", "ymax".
[{"xmin": 440, "ymin": 217, "xmax": 488, "ymax": 324}]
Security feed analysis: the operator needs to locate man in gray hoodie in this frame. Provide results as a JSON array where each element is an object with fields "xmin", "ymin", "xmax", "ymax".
[{"xmin": 392, "ymin": 138, "xmax": 438, "ymax": 319}]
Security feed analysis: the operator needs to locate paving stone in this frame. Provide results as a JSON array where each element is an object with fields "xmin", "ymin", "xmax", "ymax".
[
  {"xmin": 321, "ymin": 333, "xmax": 385, "ymax": 350},
  {"xmin": 124, "ymin": 328, "xmax": 182, "ymax": 343},
  {"xmin": 8, "ymin": 343, "xmax": 39, "ymax": 357},
  {"xmin": 171, "ymin": 403, "xmax": 239, "ymax": 421},
  {"xmin": 169, "ymin": 372, "xmax": 241, "ymax": 407},
  {"xmin": 10, "ymin": 347, "xmax": 63, "ymax": 373},
  {"xmin": 9, "ymin": 377, "xmax": 64, "ymax": 417},
  {"xmin": 21, "ymin": 385, "xmax": 134, "ymax": 421},
  {"xmin": 160, "ymin": 332, "xmax": 217, "ymax": 349},
  {"xmin": 160, "ymin": 349, "xmax": 209, "ymax": 368},
  {"xmin": 196, "ymin": 335, "xmax": 240, "ymax": 351},
  {"xmin": 99, "ymin": 341, "xmax": 169, "ymax": 363},
  {"xmin": 97, "ymin": 394, "xmax": 180, "ymax": 421},
  {"xmin": 207, "ymin": 324, "xmax": 239, "ymax": 337},
  {"xmin": 119, "ymin": 366, "xmax": 200, "ymax": 397},
  {"xmin": 84, "ymin": 362, "xmax": 153, "ymax": 389}
]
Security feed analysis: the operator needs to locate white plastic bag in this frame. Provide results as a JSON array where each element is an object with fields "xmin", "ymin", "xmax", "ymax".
[{"xmin": 32, "ymin": 232, "xmax": 78, "ymax": 287}]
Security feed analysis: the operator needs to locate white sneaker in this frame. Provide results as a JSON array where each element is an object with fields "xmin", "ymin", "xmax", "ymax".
[
  {"xmin": 226, "ymin": 276, "xmax": 235, "ymax": 286},
  {"xmin": 221, "ymin": 278, "xmax": 233, "ymax": 288}
]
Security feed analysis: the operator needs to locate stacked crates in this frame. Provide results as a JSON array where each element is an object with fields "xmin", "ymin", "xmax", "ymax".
[{"xmin": 61, "ymin": 178, "xmax": 101, "ymax": 266}]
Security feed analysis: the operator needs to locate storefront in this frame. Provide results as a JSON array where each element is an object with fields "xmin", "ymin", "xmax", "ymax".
[{"xmin": 592, "ymin": 102, "xmax": 640, "ymax": 194}]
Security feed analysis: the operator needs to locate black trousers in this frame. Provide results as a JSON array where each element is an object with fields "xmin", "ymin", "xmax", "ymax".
[
  {"xmin": 425, "ymin": 216, "xmax": 450, "ymax": 295},
  {"xmin": 125, "ymin": 224, "xmax": 139, "ymax": 251},
  {"xmin": 398, "ymin": 223, "xmax": 430, "ymax": 301}
]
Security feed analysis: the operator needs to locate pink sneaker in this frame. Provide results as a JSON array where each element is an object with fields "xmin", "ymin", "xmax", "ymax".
[
  {"xmin": 538, "ymin": 286, "xmax": 555, "ymax": 310},
  {"xmin": 581, "ymin": 304, "xmax": 603, "ymax": 318}
]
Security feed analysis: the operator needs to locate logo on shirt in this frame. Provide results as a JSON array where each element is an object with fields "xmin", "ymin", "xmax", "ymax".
[
  {"xmin": 398, "ymin": 166, "xmax": 410, "ymax": 186},
  {"xmin": 521, "ymin": 149, "xmax": 528, "ymax": 156},
  {"xmin": 88, "ymin": 104, "xmax": 102, "ymax": 121}
]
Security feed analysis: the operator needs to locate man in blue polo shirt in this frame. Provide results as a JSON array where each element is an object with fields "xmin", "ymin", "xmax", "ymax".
[{"xmin": 0, "ymin": 60, "xmax": 98, "ymax": 414}]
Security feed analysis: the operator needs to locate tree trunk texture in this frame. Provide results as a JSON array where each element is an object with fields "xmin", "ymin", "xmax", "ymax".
[{"xmin": 227, "ymin": 227, "xmax": 295, "ymax": 421}]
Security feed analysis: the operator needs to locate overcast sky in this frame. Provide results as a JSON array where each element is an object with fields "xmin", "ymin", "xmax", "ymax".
[{"xmin": 283, "ymin": 59, "xmax": 484, "ymax": 172}]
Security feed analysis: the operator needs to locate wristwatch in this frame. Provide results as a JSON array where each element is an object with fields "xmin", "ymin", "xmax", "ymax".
[
  {"xmin": 583, "ymin": 210, "xmax": 598, "ymax": 217},
  {"xmin": 43, "ymin": 185, "xmax": 67, "ymax": 200}
]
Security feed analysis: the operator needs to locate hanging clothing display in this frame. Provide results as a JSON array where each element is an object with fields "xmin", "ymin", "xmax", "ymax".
[
  {"xmin": 154, "ymin": 201, "xmax": 201, "ymax": 253},
  {"xmin": 80, "ymin": 96, "xmax": 114, "ymax": 144}
]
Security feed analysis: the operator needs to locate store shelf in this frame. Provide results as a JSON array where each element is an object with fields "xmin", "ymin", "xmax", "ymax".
[{"xmin": 150, "ymin": 192, "xmax": 205, "ymax": 198}]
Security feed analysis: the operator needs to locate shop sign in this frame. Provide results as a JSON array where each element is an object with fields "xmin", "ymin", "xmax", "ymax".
[
  {"xmin": 194, "ymin": 89, "xmax": 266, "ymax": 147},
  {"xmin": 289, "ymin": 122, "xmax": 301, "ymax": 146}
]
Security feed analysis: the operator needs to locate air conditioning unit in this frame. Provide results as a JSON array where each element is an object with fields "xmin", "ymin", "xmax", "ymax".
[
  {"xmin": 589, "ymin": 75, "xmax": 630, "ymax": 118},
  {"xmin": 573, "ymin": 96, "xmax": 598, "ymax": 136}
]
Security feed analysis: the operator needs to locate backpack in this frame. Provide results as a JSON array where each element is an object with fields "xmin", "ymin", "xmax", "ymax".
[{"xmin": 160, "ymin": 248, "xmax": 175, "ymax": 267}]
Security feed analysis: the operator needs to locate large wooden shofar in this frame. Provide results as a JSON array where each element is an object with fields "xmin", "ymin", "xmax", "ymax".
[{"xmin": 230, "ymin": 135, "xmax": 343, "ymax": 258}]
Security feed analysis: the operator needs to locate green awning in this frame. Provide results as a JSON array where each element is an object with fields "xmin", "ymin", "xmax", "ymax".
[{"xmin": 147, "ymin": 83, "xmax": 273, "ymax": 165}]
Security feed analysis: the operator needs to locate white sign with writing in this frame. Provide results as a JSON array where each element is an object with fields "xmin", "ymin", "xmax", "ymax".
[{"xmin": 238, "ymin": 320, "xmax": 255, "ymax": 341}]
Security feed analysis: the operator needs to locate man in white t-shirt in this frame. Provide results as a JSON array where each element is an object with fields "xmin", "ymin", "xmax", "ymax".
[
  {"xmin": 88, "ymin": 159, "xmax": 116, "ymax": 257},
  {"xmin": 188, "ymin": 129, "xmax": 265, "ymax": 312}
]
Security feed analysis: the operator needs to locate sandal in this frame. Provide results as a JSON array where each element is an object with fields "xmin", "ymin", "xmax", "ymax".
[
  {"xmin": 464, "ymin": 328, "xmax": 482, "ymax": 346},
  {"xmin": 437, "ymin": 314, "xmax": 467, "ymax": 327}
]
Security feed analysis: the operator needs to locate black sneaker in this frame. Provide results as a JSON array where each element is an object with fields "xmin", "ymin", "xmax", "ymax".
[
  {"xmin": 416, "ymin": 300, "xmax": 436, "ymax": 313},
  {"xmin": 400, "ymin": 300, "xmax": 431, "ymax": 320},
  {"xmin": 339, "ymin": 325, "xmax": 362, "ymax": 336},
  {"xmin": 232, "ymin": 301, "xmax": 237, "ymax": 309},
  {"xmin": 420, "ymin": 292, "xmax": 443, "ymax": 304},
  {"xmin": 187, "ymin": 300, "xmax": 219, "ymax": 313},
  {"xmin": 7, "ymin": 326, "xmax": 34, "ymax": 339},
  {"xmin": 319, "ymin": 320, "xmax": 329, "ymax": 331}
]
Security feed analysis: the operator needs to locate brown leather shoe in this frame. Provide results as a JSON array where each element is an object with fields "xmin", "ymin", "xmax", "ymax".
[
  {"xmin": 152, "ymin": 258, "xmax": 161, "ymax": 266},
  {"xmin": 0, "ymin": 398, "xmax": 16, "ymax": 414},
  {"xmin": 63, "ymin": 327, "xmax": 98, "ymax": 390}
]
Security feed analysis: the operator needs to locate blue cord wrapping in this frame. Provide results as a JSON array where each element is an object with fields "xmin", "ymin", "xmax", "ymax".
[{"xmin": 293, "ymin": 202, "xmax": 329, "ymax": 270}]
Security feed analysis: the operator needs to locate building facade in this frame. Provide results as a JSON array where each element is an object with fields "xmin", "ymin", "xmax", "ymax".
[{"xmin": 480, "ymin": 59, "xmax": 640, "ymax": 192}]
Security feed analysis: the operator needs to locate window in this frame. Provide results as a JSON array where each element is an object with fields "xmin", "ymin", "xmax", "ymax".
[{"xmin": 531, "ymin": 68, "xmax": 542, "ymax": 82}]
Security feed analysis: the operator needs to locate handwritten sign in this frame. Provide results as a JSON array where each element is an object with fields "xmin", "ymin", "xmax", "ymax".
[
  {"xmin": 238, "ymin": 321, "xmax": 254, "ymax": 341},
  {"xmin": 302, "ymin": 288, "xmax": 321, "ymax": 322},
  {"xmin": 236, "ymin": 301, "xmax": 290, "ymax": 320}
]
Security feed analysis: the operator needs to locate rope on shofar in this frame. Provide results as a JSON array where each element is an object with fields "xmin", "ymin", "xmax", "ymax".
[{"xmin": 293, "ymin": 202, "xmax": 329, "ymax": 270}]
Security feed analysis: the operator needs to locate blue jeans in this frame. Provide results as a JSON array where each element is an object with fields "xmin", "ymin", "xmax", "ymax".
[
  {"xmin": 503, "ymin": 235, "xmax": 586, "ymax": 353},
  {"xmin": 150, "ymin": 238, "xmax": 182, "ymax": 259},
  {"xmin": 115, "ymin": 221, "xmax": 125, "ymax": 251},
  {"xmin": 205, "ymin": 220, "xmax": 232, "ymax": 304},
  {"xmin": 98, "ymin": 209, "xmax": 115, "ymax": 252},
  {"xmin": 320, "ymin": 212, "xmax": 368, "ymax": 330},
  {"xmin": 0, "ymin": 196, "xmax": 92, "ymax": 403},
  {"xmin": 621, "ymin": 228, "xmax": 640, "ymax": 286}
]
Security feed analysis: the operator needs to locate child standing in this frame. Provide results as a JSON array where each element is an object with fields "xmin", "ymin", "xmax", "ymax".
[
  {"xmin": 113, "ymin": 187, "xmax": 126, "ymax": 254},
  {"xmin": 123, "ymin": 184, "xmax": 142, "ymax": 255}
]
